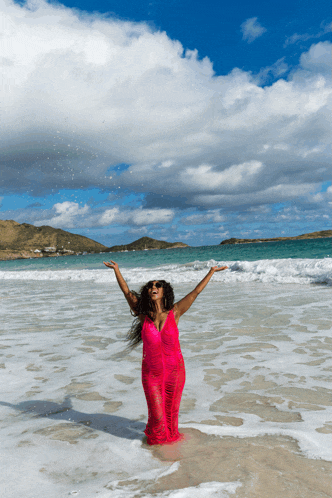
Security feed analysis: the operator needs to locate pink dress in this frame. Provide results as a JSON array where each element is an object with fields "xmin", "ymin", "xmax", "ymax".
[{"xmin": 141, "ymin": 309, "xmax": 185, "ymax": 445}]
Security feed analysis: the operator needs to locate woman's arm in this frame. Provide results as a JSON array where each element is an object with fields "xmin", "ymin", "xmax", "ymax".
[
  {"xmin": 174, "ymin": 265, "xmax": 228, "ymax": 318},
  {"xmin": 103, "ymin": 260, "xmax": 138, "ymax": 312}
]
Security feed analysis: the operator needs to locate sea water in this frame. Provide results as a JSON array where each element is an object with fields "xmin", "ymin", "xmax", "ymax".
[{"xmin": 1, "ymin": 238, "xmax": 332, "ymax": 497}]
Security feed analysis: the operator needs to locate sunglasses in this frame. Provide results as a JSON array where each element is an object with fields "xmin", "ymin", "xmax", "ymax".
[{"xmin": 147, "ymin": 281, "xmax": 163, "ymax": 289}]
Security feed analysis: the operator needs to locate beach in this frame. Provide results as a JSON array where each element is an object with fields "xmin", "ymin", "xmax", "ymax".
[{"xmin": 1, "ymin": 242, "xmax": 332, "ymax": 497}]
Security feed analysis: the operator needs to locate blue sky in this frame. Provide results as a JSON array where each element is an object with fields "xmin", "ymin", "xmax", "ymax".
[{"xmin": 1, "ymin": 0, "xmax": 331, "ymax": 246}]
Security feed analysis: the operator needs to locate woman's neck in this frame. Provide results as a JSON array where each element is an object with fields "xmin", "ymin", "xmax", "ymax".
[{"xmin": 151, "ymin": 301, "xmax": 164, "ymax": 314}]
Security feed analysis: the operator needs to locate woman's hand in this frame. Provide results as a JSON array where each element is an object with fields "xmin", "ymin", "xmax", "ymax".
[
  {"xmin": 210, "ymin": 265, "xmax": 228, "ymax": 272},
  {"xmin": 175, "ymin": 264, "xmax": 229, "ymax": 318},
  {"xmin": 103, "ymin": 260, "xmax": 138, "ymax": 311},
  {"xmin": 103, "ymin": 260, "xmax": 119, "ymax": 271}
]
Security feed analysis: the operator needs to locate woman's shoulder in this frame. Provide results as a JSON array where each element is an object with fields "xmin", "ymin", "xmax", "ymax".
[{"xmin": 171, "ymin": 305, "xmax": 179, "ymax": 319}]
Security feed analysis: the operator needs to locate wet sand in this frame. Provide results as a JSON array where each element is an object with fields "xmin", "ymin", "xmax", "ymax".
[
  {"xmin": 1, "ymin": 279, "xmax": 332, "ymax": 497},
  {"xmin": 145, "ymin": 429, "xmax": 332, "ymax": 498}
]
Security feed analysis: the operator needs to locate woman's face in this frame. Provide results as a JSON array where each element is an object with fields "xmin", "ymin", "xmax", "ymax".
[{"xmin": 147, "ymin": 281, "xmax": 164, "ymax": 301}]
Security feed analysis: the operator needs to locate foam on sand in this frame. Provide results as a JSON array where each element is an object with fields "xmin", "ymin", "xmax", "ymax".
[{"xmin": 1, "ymin": 272, "xmax": 332, "ymax": 497}]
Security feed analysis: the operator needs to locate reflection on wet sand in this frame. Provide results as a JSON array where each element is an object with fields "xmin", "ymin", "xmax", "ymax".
[{"xmin": 111, "ymin": 428, "xmax": 332, "ymax": 498}]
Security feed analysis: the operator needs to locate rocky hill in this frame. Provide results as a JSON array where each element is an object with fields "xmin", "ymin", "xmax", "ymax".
[
  {"xmin": 0, "ymin": 221, "xmax": 189, "ymax": 261},
  {"xmin": 220, "ymin": 230, "xmax": 332, "ymax": 245},
  {"xmin": 0, "ymin": 219, "xmax": 108, "ymax": 260},
  {"xmin": 108, "ymin": 236, "xmax": 188, "ymax": 252}
]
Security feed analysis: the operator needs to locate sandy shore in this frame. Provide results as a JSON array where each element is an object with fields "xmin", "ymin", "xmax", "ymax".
[
  {"xmin": 1, "ymin": 279, "xmax": 332, "ymax": 497},
  {"xmin": 141, "ymin": 429, "xmax": 332, "ymax": 497}
]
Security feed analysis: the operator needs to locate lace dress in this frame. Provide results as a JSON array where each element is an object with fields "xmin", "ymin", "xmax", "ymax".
[{"xmin": 141, "ymin": 309, "xmax": 185, "ymax": 445}]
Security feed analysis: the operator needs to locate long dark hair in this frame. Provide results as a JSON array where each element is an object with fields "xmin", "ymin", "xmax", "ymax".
[{"xmin": 126, "ymin": 280, "xmax": 174, "ymax": 349}]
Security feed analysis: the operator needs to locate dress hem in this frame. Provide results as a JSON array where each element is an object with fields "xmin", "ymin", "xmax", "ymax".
[{"xmin": 145, "ymin": 431, "xmax": 184, "ymax": 446}]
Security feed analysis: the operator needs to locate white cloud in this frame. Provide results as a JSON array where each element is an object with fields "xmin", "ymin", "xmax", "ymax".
[
  {"xmin": 130, "ymin": 209, "xmax": 174, "ymax": 225},
  {"xmin": 0, "ymin": 0, "xmax": 331, "ymax": 225},
  {"xmin": 194, "ymin": 183, "xmax": 317, "ymax": 208},
  {"xmin": 99, "ymin": 207, "xmax": 120, "ymax": 226},
  {"xmin": 255, "ymin": 58, "xmax": 289, "ymax": 85},
  {"xmin": 181, "ymin": 210, "xmax": 226, "ymax": 225},
  {"xmin": 33, "ymin": 202, "xmax": 175, "ymax": 228},
  {"xmin": 183, "ymin": 161, "xmax": 264, "ymax": 193},
  {"xmin": 241, "ymin": 17, "xmax": 267, "ymax": 44},
  {"xmin": 299, "ymin": 41, "xmax": 332, "ymax": 78},
  {"xmin": 35, "ymin": 201, "xmax": 89, "ymax": 228},
  {"xmin": 284, "ymin": 22, "xmax": 332, "ymax": 46}
]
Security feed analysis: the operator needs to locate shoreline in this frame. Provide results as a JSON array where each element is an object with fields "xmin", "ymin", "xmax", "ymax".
[
  {"xmin": 0, "ymin": 249, "xmax": 98, "ymax": 262},
  {"xmin": 0, "ymin": 245, "xmax": 189, "ymax": 261},
  {"xmin": 0, "ymin": 231, "xmax": 330, "ymax": 262}
]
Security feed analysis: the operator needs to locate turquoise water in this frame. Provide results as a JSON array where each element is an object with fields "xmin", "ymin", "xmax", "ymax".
[{"xmin": 0, "ymin": 237, "xmax": 330, "ymax": 271}]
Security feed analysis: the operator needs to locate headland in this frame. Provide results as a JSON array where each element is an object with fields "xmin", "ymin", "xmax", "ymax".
[
  {"xmin": 0, "ymin": 219, "xmax": 107, "ymax": 261},
  {"xmin": 220, "ymin": 230, "xmax": 332, "ymax": 245}
]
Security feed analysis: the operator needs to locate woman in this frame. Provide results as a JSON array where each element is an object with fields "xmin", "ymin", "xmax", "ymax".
[{"xmin": 103, "ymin": 260, "xmax": 228, "ymax": 445}]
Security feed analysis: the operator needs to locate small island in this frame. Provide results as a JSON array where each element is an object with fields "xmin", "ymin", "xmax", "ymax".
[
  {"xmin": 108, "ymin": 236, "xmax": 188, "ymax": 252},
  {"xmin": 220, "ymin": 230, "xmax": 332, "ymax": 245}
]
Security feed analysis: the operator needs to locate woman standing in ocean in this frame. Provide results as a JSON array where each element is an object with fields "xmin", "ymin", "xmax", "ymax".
[{"xmin": 103, "ymin": 260, "xmax": 228, "ymax": 445}]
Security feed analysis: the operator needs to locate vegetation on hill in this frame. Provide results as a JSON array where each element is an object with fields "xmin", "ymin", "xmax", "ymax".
[
  {"xmin": 0, "ymin": 222, "xmax": 188, "ymax": 260},
  {"xmin": 108, "ymin": 236, "xmax": 188, "ymax": 252},
  {"xmin": 220, "ymin": 230, "xmax": 332, "ymax": 245},
  {"xmin": 0, "ymin": 219, "xmax": 108, "ymax": 260}
]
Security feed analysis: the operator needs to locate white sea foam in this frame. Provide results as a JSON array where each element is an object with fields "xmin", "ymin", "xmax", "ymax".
[
  {"xmin": 0, "ymin": 257, "xmax": 331, "ymax": 286},
  {"xmin": 106, "ymin": 480, "xmax": 241, "ymax": 498},
  {"xmin": 1, "ymin": 275, "xmax": 332, "ymax": 496}
]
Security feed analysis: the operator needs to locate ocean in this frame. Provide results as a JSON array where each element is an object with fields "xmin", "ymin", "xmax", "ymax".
[{"xmin": 1, "ymin": 237, "xmax": 332, "ymax": 497}]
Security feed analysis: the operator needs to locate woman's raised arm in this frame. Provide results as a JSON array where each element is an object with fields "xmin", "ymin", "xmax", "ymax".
[
  {"xmin": 103, "ymin": 260, "xmax": 138, "ymax": 313},
  {"xmin": 174, "ymin": 265, "xmax": 228, "ymax": 318}
]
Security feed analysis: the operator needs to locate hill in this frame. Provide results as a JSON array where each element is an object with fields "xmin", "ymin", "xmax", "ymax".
[
  {"xmin": 108, "ymin": 236, "xmax": 188, "ymax": 252},
  {"xmin": 0, "ymin": 219, "xmax": 108, "ymax": 260},
  {"xmin": 220, "ymin": 230, "xmax": 332, "ymax": 245}
]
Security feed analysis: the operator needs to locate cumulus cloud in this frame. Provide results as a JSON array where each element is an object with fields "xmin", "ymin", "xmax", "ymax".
[
  {"xmin": 182, "ymin": 161, "xmax": 264, "ymax": 193},
  {"xmin": 299, "ymin": 41, "xmax": 332, "ymax": 78},
  {"xmin": 1, "ymin": 0, "xmax": 331, "ymax": 231},
  {"xmin": 241, "ymin": 17, "xmax": 267, "ymax": 43},
  {"xmin": 31, "ymin": 202, "xmax": 175, "ymax": 229},
  {"xmin": 36, "ymin": 201, "xmax": 89, "ymax": 228}
]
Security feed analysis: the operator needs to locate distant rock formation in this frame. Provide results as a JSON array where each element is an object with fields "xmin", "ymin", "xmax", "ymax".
[
  {"xmin": 0, "ymin": 219, "xmax": 108, "ymax": 260},
  {"xmin": 220, "ymin": 230, "xmax": 332, "ymax": 245},
  {"xmin": 108, "ymin": 236, "xmax": 188, "ymax": 252}
]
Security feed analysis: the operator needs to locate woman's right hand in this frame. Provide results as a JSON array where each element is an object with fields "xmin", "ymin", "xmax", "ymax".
[{"xmin": 103, "ymin": 260, "xmax": 119, "ymax": 271}]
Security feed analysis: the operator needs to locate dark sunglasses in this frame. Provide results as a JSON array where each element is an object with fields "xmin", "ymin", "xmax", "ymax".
[{"xmin": 147, "ymin": 281, "xmax": 163, "ymax": 289}]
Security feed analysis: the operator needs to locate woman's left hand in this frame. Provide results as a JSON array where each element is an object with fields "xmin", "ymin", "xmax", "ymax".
[{"xmin": 211, "ymin": 265, "xmax": 228, "ymax": 272}]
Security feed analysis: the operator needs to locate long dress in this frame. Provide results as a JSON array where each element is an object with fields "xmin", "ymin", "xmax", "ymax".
[{"xmin": 141, "ymin": 309, "xmax": 185, "ymax": 445}]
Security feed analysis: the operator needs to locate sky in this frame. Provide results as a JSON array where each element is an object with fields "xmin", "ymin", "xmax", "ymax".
[{"xmin": 1, "ymin": 0, "xmax": 331, "ymax": 247}]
